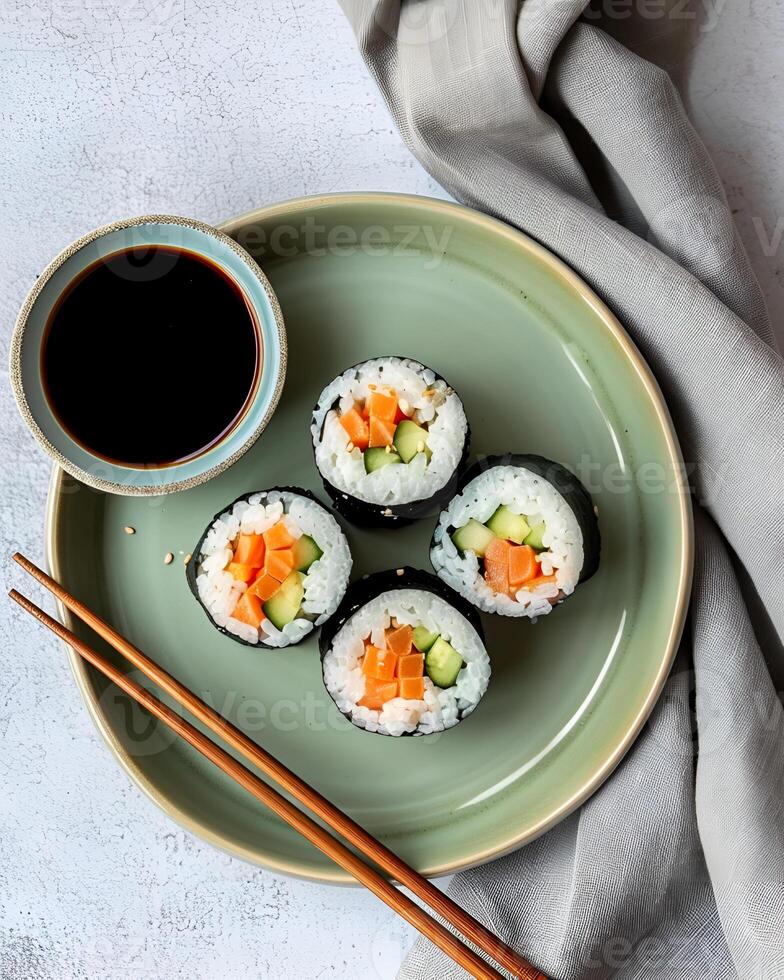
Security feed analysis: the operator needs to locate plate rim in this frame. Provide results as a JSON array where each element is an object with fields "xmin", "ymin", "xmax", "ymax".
[{"xmin": 45, "ymin": 191, "xmax": 694, "ymax": 884}]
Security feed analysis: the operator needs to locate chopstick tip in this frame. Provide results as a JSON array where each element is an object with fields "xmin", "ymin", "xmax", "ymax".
[{"xmin": 12, "ymin": 552, "xmax": 44, "ymax": 579}]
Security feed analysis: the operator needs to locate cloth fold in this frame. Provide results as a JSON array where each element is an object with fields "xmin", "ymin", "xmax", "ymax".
[{"xmin": 337, "ymin": 2, "xmax": 784, "ymax": 977}]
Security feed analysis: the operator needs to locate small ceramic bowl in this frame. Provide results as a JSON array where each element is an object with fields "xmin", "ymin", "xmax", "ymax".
[{"xmin": 10, "ymin": 215, "xmax": 286, "ymax": 496}]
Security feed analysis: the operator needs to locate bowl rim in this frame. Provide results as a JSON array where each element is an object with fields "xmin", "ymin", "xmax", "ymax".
[
  {"xmin": 46, "ymin": 192, "xmax": 693, "ymax": 884},
  {"xmin": 10, "ymin": 213, "xmax": 287, "ymax": 496}
]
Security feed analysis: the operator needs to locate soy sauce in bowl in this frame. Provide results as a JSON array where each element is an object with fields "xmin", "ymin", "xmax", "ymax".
[{"xmin": 41, "ymin": 245, "xmax": 261, "ymax": 467}]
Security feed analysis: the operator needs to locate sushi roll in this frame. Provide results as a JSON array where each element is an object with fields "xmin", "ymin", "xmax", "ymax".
[
  {"xmin": 320, "ymin": 568, "xmax": 490, "ymax": 737},
  {"xmin": 430, "ymin": 454, "xmax": 600, "ymax": 619},
  {"xmin": 187, "ymin": 488, "xmax": 352, "ymax": 648},
  {"xmin": 310, "ymin": 356, "xmax": 469, "ymax": 526}
]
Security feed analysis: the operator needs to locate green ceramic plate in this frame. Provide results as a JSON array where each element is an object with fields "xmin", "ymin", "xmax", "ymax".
[{"xmin": 45, "ymin": 193, "xmax": 692, "ymax": 883}]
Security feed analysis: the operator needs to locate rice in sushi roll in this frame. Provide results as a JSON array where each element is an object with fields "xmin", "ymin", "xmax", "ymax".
[
  {"xmin": 188, "ymin": 488, "xmax": 352, "ymax": 648},
  {"xmin": 311, "ymin": 356, "xmax": 469, "ymax": 525},
  {"xmin": 430, "ymin": 454, "xmax": 600, "ymax": 619},
  {"xmin": 320, "ymin": 568, "xmax": 490, "ymax": 736}
]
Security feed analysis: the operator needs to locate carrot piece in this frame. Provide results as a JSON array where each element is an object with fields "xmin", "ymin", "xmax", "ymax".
[
  {"xmin": 231, "ymin": 591, "xmax": 265, "ymax": 628},
  {"xmin": 263, "ymin": 521, "xmax": 296, "ymax": 551},
  {"xmin": 523, "ymin": 573, "xmax": 558, "ymax": 591},
  {"xmin": 484, "ymin": 538, "xmax": 513, "ymax": 595},
  {"xmin": 386, "ymin": 624, "xmax": 413, "ymax": 659},
  {"xmin": 265, "ymin": 548, "xmax": 295, "ymax": 582},
  {"xmin": 339, "ymin": 408, "xmax": 369, "ymax": 450},
  {"xmin": 368, "ymin": 388, "xmax": 398, "ymax": 422},
  {"xmin": 368, "ymin": 416, "xmax": 396, "ymax": 447},
  {"xmin": 484, "ymin": 558, "xmax": 510, "ymax": 595},
  {"xmin": 234, "ymin": 533, "xmax": 265, "ymax": 567},
  {"xmin": 397, "ymin": 653, "xmax": 424, "ymax": 679},
  {"xmin": 362, "ymin": 645, "xmax": 398, "ymax": 682},
  {"xmin": 508, "ymin": 544, "xmax": 538, "ymax": 588},
  {"xmin": 485, "ymin": 537, "xmax": 513, "ymax": 564},
  {"xmin": 252, "ymin": 572, "xmax": 281, "ymax": 601},
  {"xmin": 361, "ymin": 645, "xmax": 377, "ymax": 676},
  {"xmin": 226, "ymin": 562, "xmax": 257, "ymax": 584},
  {"xmin": 399, "ymin": 676, "xmax": 425, "ymax": 700},
  {"xmin": 359, "ymin": 677, "xmax": 399, "ymax": 710}
]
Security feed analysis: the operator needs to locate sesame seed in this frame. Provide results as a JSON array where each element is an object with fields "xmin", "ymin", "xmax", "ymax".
[
  {"xmin": 396, "ymin": 568, "xmax": 404, "ymax": 577},
  {"xmin": 164, "ymin": 552, "xmax": 174, "ymax": 565},
  {"xmin": 123, "ymin": 526, "xmax": 135, "ymax": 535},
  {"xmin": 184, "ymin": 554, "xmax": 192, "ymax": 565}
]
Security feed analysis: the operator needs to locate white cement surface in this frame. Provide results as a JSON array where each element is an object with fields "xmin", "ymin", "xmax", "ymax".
[{"xmin": 1, "ymin": 2, "xmax": 781, "ymax": 977}]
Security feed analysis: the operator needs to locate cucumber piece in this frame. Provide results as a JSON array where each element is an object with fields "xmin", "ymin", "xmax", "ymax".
[
  {"xmin": 293, "ymin": 534, "xmax": 322, "ymax": 571},
  {"xmin": 263, "ymin": 592, "xmax": 300, "ymax": 630},
  {"xmin": 486, "ymin": 505, "xmax": 531, "ymax": 544},
  {"xmin": 523, "ymin": 522, "xmax": 547, "ymax": 551},
  {"xmin": 264, "ymin": 571, "xmax": 304, "ymax": 629},
  {"xmin": 412, "ymin": 626, "xmax": 439, "ymax": 653},
  {"xmin": 393, "ymin": 419, "xmax": 431, "ymax": 464},
  {"xmin": 364, "ymin": 447, "xmax": 402, "ymax": 473},
  {"xmin": 425, "ymin": 637, "xmax": 463, "ymax": 689},
  {"xmin": 452, "ymin": 518, "xmax": 497, "ymax": 557},
  {"xmin": 278, "ymin": 570, "xmax": 305, "ymax": 602}
]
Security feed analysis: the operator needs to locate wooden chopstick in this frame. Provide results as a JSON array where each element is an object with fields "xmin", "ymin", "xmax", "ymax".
[
  {"xmin": 11, "ymin": 586, "xmax": 506, "ymax": 980},
  {"xmin": 12, "ymin": 553, "xmax": 548, "ymax": 980}
]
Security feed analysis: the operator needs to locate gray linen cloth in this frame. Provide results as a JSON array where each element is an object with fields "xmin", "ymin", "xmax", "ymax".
[{"xmin": 337, "ymin": 2, "xmax": 784, "ymax": 978}]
